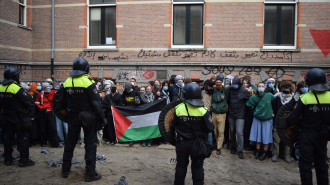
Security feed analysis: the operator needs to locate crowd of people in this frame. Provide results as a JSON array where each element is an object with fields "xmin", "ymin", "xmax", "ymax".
[
  {"xmin": 0, "ymin": 73, "xmax": 310, "ymax": 162},
  {"xmin": 1, "ymin": 62, "xmax": 329, "ymax": 184}
]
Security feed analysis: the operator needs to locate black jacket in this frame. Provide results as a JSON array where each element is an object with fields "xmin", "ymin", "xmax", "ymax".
[{"xmin": 228, "ymin": 86, "xmax": 251, "ymax": 119}]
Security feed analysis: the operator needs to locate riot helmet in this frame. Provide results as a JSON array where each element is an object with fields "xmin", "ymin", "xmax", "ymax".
[
  {"xmin": 305, "ymin": 68, "xmax": 328, "ymax": 91},
  {"xmin": 70, "ymin": 58, "xmax": 90, "ymax": 77},
  {"xmin": 2, "ymin": 67, "xmax": 20, "ymax": 85},
  {"xmin": 184, "ymin": 82, "xmax": 204, "ymax": 107}
]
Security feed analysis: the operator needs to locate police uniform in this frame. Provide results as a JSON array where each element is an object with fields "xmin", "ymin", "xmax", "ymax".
[
  {"xmin": 289, "ymin": 68, "xmax": 330, "ymax": 185},
  {"xmin": 61, "ymin": 58, "xmax": 106, "ymax": 182},
  {"xmin": 0, "ymin": 67, "xmax": 35, "ymax": 167},
  {"xmin": 172, "ymin": 83, "xmax": 214, "ymax": 185}
]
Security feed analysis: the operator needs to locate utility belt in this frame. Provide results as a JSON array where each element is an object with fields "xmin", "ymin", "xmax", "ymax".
[{"xmin": 178, "ymin": 116, "xmax": 202, "ymax": 122}]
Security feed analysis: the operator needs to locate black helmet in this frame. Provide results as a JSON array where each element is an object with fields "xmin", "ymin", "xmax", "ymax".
[
  {"xmin": 184, "ymin": 82, "xmax": 204, "ymax": 107},
  {"xmin": 2, "ymin": 67, "xmax": 20, "ymax": 85},
  {"xmin": 305, "ymin": 68, "xmax": 328, "ymax": 91},
  {"xmin": 70, "ymin": 58, "xmax": 90, "ymax": 77}
]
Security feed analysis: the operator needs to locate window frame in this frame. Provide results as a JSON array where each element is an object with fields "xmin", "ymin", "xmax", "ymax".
[
  {"xmin": 263, "ymin": 0, "xmax": 298, "ymax": 50},
  {"xmin": 171, "ymin": 0, "xmax": 205, "ymax": 49},
  {"xmin": 87, "ymin": 0, "xmax": 117, "ymax": 49},
  {"xmin": 18, "ymin": 0, "xmax": 26, "ymax": 26}
]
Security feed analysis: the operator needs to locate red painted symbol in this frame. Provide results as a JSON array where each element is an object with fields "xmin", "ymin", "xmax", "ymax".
[
  {"xmin": 142, "ymin": 71, "xmax": 155, "ymax": 80},
  {"xmin": 310, "ymin": 29, "xmax": 330, "ymax": 57}
]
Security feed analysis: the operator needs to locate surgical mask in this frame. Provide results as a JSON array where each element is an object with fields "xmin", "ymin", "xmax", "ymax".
[
  {"xmin": 23, "ymin": 84, "xmax": 30, "ymax": 91},
  {"xmin": 301, "ymin": 87, "xmax": 308, "ymax": 94},
  {"xmin": 232, "ymin": 85, "xmax": 239, "ymax": 89},
  {"xmin": 258, "ymin": 87, "xmax": 265, "ymax": 93},
  {"xmin": 268, "ymin": 84, "xmax": 274, "ymax": 88},
  {"xmin": 162, "ymin": 86, "xmax": 168, "ymax": 91},
  {"xmin": 131, "ymin": 82, "xmax": 135, "ymax": 86},
  {"xmin": 111, "ymin": 89, "xmax": 116, "ymax": 93},
  {"xmin": 37, "ymin": 86, "xmax": 42, "ymax": 91},
  {"xmin": 146, "ymin": 90, "xmax": 152, "ymax": 95},
  {"xmin": 44, "ymin": 87, "xmax": 51, "ymax": 93}
]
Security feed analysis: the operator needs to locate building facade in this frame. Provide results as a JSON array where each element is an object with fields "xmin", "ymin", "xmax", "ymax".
[{"xmin": 0, "ymin": 0, "xmax": 329, "ymax": 85}]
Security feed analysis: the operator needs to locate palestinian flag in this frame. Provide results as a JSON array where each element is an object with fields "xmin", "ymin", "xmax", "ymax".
[{"xmin": 111, "ymin": 99, "xmax": 167, "ymax": 142}]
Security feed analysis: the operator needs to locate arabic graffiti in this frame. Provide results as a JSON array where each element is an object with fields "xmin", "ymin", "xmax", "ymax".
[{"xmin": 79, "ymin": 51, "xmax": 128, "ymax": 61}]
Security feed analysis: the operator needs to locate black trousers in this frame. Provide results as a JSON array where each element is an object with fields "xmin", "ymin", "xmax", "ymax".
[
  {"xmin": 299, "ymin": 130, "xmax": 328, "ymax": 185},
  {"xmin": 103, "ymin": 114, "xmax": 116, "ymax": 142},
  {"xmin": 38, "ymin": 110, "xmax": 59, "ymax": 147},
  {"xmin": 62, "ymin": 112, "xmax": 97, "ymax": 174},
  {"xmin": 175, "ymin": 139, "xmax": 205, "ymax": 185},
  {"xmin": 243, "ymin": 109, "xmax": 254, "ymax": 147},
  {"xmin": 3, "ymin": 117, "xmax": 29, "ymax": 161}
]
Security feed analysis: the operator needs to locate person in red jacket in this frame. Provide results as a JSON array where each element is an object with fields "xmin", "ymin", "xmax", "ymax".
[{"xmin": 35, "ymin": 82, "xmax": 59, "ymax": 148}]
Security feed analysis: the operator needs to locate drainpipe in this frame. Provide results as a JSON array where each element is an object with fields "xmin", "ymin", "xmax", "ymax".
[{"xmin": 51, "ymin": 0, "xmax": 55, "ymax": 82}]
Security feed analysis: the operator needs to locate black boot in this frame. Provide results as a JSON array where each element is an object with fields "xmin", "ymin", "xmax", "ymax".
[
  {"xmin": 230, "ymin": 148, "xmax": 236, "ymax": 154},
  {"xmin": 238, "ymin": 152, "xmax": 244, "ymax": 159},
  {"xmin": 259, "ymin": 150, "xmax": 267, "ymax": 161},
  {"xmin": 19, "ymin": 158, "xmax": 35, "ymax": 167},
  {"xmin": 254, "ymin": 149, "xmax": 260, "ymax": 159},
  {"xmin": 85, "ymin": 172, "xmax": 102, "ymax": 182}
]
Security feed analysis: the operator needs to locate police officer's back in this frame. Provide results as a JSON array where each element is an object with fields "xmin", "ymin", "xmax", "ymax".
[
  {"xmin": 0, "ymin": 67, "xmax": 35, "ymax": 167},
  {"xmin": 289, "ymin": 68, "xmax": 330, "ymax": 185},
  {"xmin": 172, "ymin": 83, "xmax": 214, "ymax": 185},
  {"xmin": 61, "ymin": 58, "xmax": 106, "ymax": 182}
]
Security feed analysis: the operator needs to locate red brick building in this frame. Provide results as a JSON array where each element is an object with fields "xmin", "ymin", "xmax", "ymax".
[{"xmin": 0, "ymin": 0, "xmax": 329, "ymax": 85}]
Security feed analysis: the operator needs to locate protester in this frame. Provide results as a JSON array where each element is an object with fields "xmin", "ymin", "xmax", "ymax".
[
  {"xmin": 0, "ymin": 67, "xmax": 35, "ymax": 167},
  {"xmin": 169, "ymin": 75, "xmax": 185, "ymax": 102},
  {"xmin": 289, "ymin": 68, "xmax": 329, "ymax": 185},
  {"xmin": 272, "ymin": 81, "xmax": 295, "ymax": 163},
  {"xmin": 265, "ymin": 78, "xmax": 277, "ymax": 95},
  {"xmin": 153, "ymin": 80, "xmax": 162, "ymax": 99},
  {"xmin": 172, "ymin": 82, "xmax": 214, "ymax": 185},
  {"xmin": 201, "ymin": 80, "xmax": 214, "ymax": 145},
  {"xmin": 183, "ymin": 78, "xmax": 192, "ymax": 85},
  {"xmin": 122, "ymin": 82, "xmax": 140, "ymax": 106},
  {"xmin": 27, "ymin": 82, "xmax": 40, "ymax": 146},
  {"xmin": 211, "ymin": 74, "xmax": 231, "ymax": 155},
  {"xmin": 228, "ymin": 77, "xmax": 251, "ymax": 159},
  {"xmin": 242, "ymin": 77, "xmax": 256, "ymax": 150},
  {"xmin": 140, "ymin": 85, "xmax": 155, "ymax": 104},
  {"xmin": 246, "ymin": 82, "xmax": 275, "ymax": 161},
  {"xmin": 103, "ymin": 84, "xmax": 123, "ymax": 145},
  {"xmin": 159, "ymin": 80, "xmax": 170, "ymax": 104},
  {"xmin": 35, "ymin": 82, "xmax": 59, "ymax": 148},
  {"xmin": 130, "ymin": 78, "xmax": 140, "ymax": 92}
]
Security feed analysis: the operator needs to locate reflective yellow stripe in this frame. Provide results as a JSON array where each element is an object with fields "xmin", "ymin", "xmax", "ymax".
[
  {"xmin": 176, "ymin": 102, "xmax": 207, "ymax": 117},
  {"xmin": 63, "ymin": 74, "xmax": 94, "ymax": 88},
  {"xmin": 0, "ymin": 83, "xmax": 21, "ymax": 94},
  {"xmin": 301, "ymin": 91, "xmax": 330, "ymax": 105}
]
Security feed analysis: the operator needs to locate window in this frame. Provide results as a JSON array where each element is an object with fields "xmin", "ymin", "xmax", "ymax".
[
  {"xmin": 89, "ymin": 0, "xmax": 116, "ymax": 47},
  {"xmin": 172, "ymin": 0, "xmax": 204, "ymax": 48},
  {"xmin": 263, "ymin": 0, "xmax": 297, "ymax": 49},
  {"xmin": 19, "ymin": 0, "xmax": 26, "ymax": 25}
]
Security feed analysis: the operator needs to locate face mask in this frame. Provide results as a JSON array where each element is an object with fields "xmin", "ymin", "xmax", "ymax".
[
  {"xmin": 242, "ymin": 85, "xmax": 246, "ymax": 88},
  {"xmin": 176, "ymin": 80, "xmax": 184, "ymax": 88},
  {"xmin": 232, "ymin": 85, "xmax": 239, "ymax": 89},
  {"xmin": 44, "ymin": 87, "xmax": 51, "ymax": 93},
  {"xmin": 131, "ymin": 82, "xmax": 135, "ymax": 86},
  {"xmin": 258, "ymin": 87, "xmax": 265, "ymax": 93},
  {"xmin": 163, "ymin": 86, "xmax": 168, "ymax": 91},
  {"xmin": 37, "ymin": 86, "xmax": 42, "ymax": 91},
  {"xmin": 282, "ymin": 89, "xmax": 290, "ymax": 94},
  {"xmin": 104, "ymin": 84, "xmax": 111, "ymax": 91},
  {"xmin": 283, "ymin": 93, "xmax": 291, "ymax": 99},
  {"xmin": 111, "ymin": 89, "xmax": 116, "ymax": 93},
  {"xmin": 155, "ymin": 84, "xmax": 160, "ymax": 89},
  {"xmin": 125, "ymin": 86, "xmax": 131, "ymax": 92},
  {"xmin": 301, "ymin": 87, "xmax": 308, "ymax": 94},
  {"xmin": 23, "ymin": 84, "xmax": 30, "ymax": 91},
  {"xmin": 268, "ymin": 84, "xmax": 274, "ymax": 88},
  {"xmin": 146, "ymin": 90, "xmax": 152, "ymax": 95}
]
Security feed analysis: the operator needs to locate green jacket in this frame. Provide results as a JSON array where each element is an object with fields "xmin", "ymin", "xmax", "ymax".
[
  {"xmin": 246, "ymin": 92, "xmax": 274, "ymax": 120},
  {"xmin": 211, "ymin": 86, "xmax": 230, "ymax": 114}
]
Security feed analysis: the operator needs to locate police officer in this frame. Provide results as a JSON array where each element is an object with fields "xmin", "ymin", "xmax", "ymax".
[
  {"xmin": 172, "ymin": 82, "xmax": 214, "ymax": 185},
  {"xmin": 289, "ymin": 68, "xmax": 330, "ymax": 185},
  {"xmin": 0, "ymin": 67, "xmax": 35, "ymax": 167},
  {"xmin": 61, "ymin": 58, "xmax": 106, "ymax": 182}
]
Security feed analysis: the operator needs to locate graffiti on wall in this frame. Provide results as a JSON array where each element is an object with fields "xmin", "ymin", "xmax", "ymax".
[
  {"xmin": 78, "ymin": 49, "xmax": 293, "ymax": 62},
  {"xmin": 310, "ymin": 29, "xmax": 330, "ymax": 57},
  {"xmin": 118, "ymin": 70, "xmax": 155, "ymax": 80}
]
